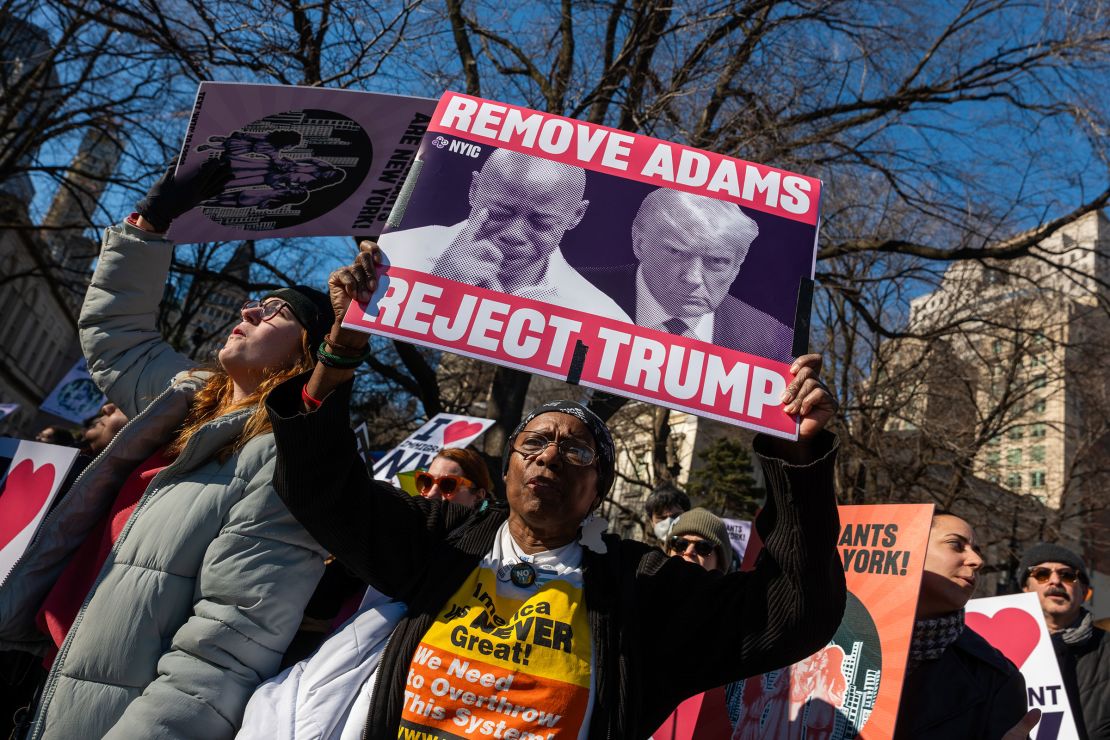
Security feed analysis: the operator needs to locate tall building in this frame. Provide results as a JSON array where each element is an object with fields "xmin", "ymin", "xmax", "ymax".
[{"xmin": 897, "ymin": 210, "xmax": 1110, "ymax": 614}]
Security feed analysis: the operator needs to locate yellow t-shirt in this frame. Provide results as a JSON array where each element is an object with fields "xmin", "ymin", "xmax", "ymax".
[{"xmin": 398, "ymin": 522, "xmax": 594, "ymax": 740}]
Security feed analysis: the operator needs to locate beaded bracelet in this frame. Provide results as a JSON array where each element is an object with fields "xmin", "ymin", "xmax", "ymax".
[{"xmin": 317, "ymin": 341, "xmax": 370, "ymax": 369}]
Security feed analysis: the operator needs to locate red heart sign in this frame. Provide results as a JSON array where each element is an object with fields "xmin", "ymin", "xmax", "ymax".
[
  {"xmin": 442, "ymin": 421, "xmax": 484, "ymax": 446},
  {"xmin": 0, "ymin": 459, "xmax": 57, "ymax": 552},
  {"xmin": 966, "ymin": 608, "xmax": 1040, "ymax": 669}
]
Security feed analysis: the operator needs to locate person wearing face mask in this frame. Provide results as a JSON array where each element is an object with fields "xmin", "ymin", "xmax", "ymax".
[
  {"xmin": 262, "ymin": 240, "xmax": 847, "ymax": 739},
  {"xmin": 0, "ymin": 160, "xmax": 330, "ymax": 739},
  {"xmin": 645, "ymin": 482, "xmax": 691, "ymax": 546},
  {"xmin": 894, "ymin": 511, "xmax": 1035, "ymax": 740},
  {"xmin": 1018, "ymin": 543, "xmax": 1109, "ymax": 740}
]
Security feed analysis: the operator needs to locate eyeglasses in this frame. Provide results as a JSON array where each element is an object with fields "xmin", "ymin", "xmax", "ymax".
[
  {"xmin": 512, "ymin": 432, "xmax": 595, "ymax": 466},
  {"xmin": 1027, "ymin": 567, "xmax": 1081, "ymax": 585},
  {"xmin": 240, "ymin": 299, "xmax": 290, "ymax": 323},
  {"xmin": 669, "ymin": 536, "xmax": 716, "ymax": 557},
  {"xmin": 414, "ymin": 472, "xmax": 475, "ymax": 497}
]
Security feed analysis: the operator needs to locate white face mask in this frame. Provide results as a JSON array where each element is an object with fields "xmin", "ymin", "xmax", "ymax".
[{"xmin": 653, "ymin": 516, "xmax": 677, "ymax": 542}]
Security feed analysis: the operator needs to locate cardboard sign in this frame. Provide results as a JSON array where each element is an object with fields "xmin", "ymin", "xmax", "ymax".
[
  {"xmin": 39, "ymin": 358, "xmax": 106, "ymax": 425},
  {"xmin": 701, "ymin": 504, "xmax": 932, "ymax": 739},
  {"xmin": 372, "ymin": 413, "xmax": 494, "ymax": 482},
  {"xmin": 343, "ymin": 91, "xmax": 822, "ymax": 439},
  {"xmin": 966, "ymin": 592, "xmax": 1081, "ymax": 740},
  {"xmin": 166, "ymin": 82, "xmax": 437, "ymax": 243},
  {"xmin": 0, "ymin": 438, "xmax": 79, "ymax": 587},
  {"xmin": 721, "ymin": 517, "xmax": 752, "ymax": 563},
  {"xmin": 0, "ymin": 404, "xmax": 18, "ymax": 422}
]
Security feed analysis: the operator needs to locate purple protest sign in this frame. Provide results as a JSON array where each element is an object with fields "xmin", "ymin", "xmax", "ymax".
[{"xmin": 166, "ymin": 82, "xmax": 436, "ymax": 243}]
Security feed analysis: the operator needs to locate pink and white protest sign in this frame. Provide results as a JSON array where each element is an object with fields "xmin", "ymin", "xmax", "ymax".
[
  {"xmin": 372, "ymin": 412, "xmax": 494, "ymax": 482},
  {"xmin": 967, "ymin": 592, "xmax": 1081, "ymax": 740},
  {"xmin": 344, "ymin": 92, "xmax": 822, "ymax": 438},
  {"xmin": 166, "ymin": 82, "xmax": 437, "ymax": 243},
  {"xmin": 0, "ymin": 438, "xmax": 79, "ymax": 587}
]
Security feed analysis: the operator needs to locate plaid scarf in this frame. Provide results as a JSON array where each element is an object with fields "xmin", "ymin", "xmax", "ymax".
[{"xmin": 909, "ymin": 609, "xmax": 965, "ymax": 668}]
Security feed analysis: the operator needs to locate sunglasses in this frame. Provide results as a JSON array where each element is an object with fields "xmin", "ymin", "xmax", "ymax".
[
  {"xmin": 669, "ymin": 536, "xmax": 716, "ymax": 557},
  {"xmin": 240, "ymin": 299, "xmax": 290, "ymax": 322},
  {"xmin": 512, "ymin": 432, "xmax": 596, "ymax": 466},
  {"xmin": 414, "ymin": 471, "xmax": 475, "ymax": 497},
  {"xmin": 1027, "ymin": 567, "xmax": 1081, "ymax": 585}
]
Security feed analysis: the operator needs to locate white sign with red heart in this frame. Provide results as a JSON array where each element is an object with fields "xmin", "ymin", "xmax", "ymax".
[
  {"xmin": 372, "ymin": 413, "xmax": 495, "ymax": 483},
  {"xmin": 966, "ymin": 591, "xmax": 1080, "ymax": 740},
  {"xmin": 0, "ymin": 438, "xmax": 80, "ymax": 588}
]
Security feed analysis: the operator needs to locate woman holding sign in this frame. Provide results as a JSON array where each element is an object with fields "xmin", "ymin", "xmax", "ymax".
[
  {"xmin": 0, "ymin": 162, "xmax": 333, "ymax": 739},
  {"xmin": 261, "ymin": 241, "xmax": 846, "ymax": 739}
]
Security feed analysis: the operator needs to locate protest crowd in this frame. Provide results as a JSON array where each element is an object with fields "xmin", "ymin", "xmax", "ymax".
[{"xmin": 0, "ymin": 122, "xmax": 1107, "ymax": 740}]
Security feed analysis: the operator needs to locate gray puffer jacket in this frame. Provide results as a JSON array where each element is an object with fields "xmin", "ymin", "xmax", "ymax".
[{"xmin": 0, "ymin": 221, "xmax": 327, "ymax": 739}]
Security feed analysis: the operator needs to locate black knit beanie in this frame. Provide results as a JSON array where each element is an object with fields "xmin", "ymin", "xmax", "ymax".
[
  {"xmin": 501, "ymin": 400, "xmax": 615, "ymax": 499},
  {"xmin": 1018, "ymin": 543, "xmax": 1089, "ymax": 584},
  {"xmin": 262, "ymin": 286, "xmax": 334, "ymax": 349}
]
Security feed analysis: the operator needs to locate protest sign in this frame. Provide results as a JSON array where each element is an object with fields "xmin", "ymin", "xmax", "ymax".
[
  {"xmin": 372, "ymin": 413, "xmax": 494, "ymax": 483},
  {"xmin": 343, "ymin": 92, "xmax": 822, "ymax": 439},
  {"xmin": 0, "ymin": 404, "xmax": 18, "ymax": 422},
  {"xmin": 0, "ymin": 438, "xmax": 79, "ymax": 587},
  {"xmin": 166, "ymin": 82, "xmax": 437, "ymax": 243},
  {"xmin": 679, "ymin": 503, "xmax": 932, "ymax": 740},
  {"xmin": 721, "ymin": 517, "xmax": 751, "ymax": 563},
  {"xmin": 39, "ymin": 358, "xmax": 106, "ymax": 424},
  {"xmin": 966, "ymin": 592, "xmax": 1080, "ymax": 740}
]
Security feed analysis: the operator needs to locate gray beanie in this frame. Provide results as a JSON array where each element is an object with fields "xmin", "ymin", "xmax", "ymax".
[
  {"xmin": 671, "ymin": 507, "xmax": 732, "ymax": 572},
  {"xmin": 1018, "ymin": 543, "xmax": 1089, "ymax": 584}
]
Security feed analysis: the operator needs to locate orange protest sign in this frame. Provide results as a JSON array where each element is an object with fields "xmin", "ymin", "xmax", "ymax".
[{"xmin": 662, "ymin": 503, "xmax": 932, "ymax": 740}]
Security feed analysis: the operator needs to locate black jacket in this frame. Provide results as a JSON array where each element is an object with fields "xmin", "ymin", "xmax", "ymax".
[
  {"xmin": 1054, "ymin": 621, "xmax": 1110, "ymax": 740},
  {"xmin": 895, "ymin": 627, "xmax": 1027, "ymax": 740},
  {"xmin": 267, "ymin": 376, "xmax": 846, "ymax": 739}
]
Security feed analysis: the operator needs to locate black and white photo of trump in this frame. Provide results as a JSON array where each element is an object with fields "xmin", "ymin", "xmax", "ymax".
[
  {"xmin": 379, "ymin": 149, "xmax": 630, "ymax": 322},
  {"xmin": 581, "ymin": 189, "xmax": 795, "ymax": 362}
]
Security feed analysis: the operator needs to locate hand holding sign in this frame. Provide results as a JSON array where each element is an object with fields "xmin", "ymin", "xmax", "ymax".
[{"xmin": 781, "ymin": 353, "xmax": 838, "ymax": 439}]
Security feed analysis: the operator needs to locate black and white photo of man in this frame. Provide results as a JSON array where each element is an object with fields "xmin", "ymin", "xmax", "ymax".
[
  {"xmin": 582, "ymin": 188, "xmax": 794, "ymax": 362},
  {"xmin": 379, "ymin": 149, "xmax": 630, "ymax": 322}
]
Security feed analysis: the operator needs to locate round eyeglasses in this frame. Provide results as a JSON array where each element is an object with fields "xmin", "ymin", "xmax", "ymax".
[
  {"xmin": 512, "ymin": 432, "xmax": 596, "ymax": 466},
  {"xmin": 240, "ymin": 299, "xmax": 290, "ymax": 323}
]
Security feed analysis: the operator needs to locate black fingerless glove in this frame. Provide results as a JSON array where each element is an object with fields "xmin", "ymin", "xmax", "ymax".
[{"xmin": 135, "ymin": 157, "xmax": 232, "ymax": 232}]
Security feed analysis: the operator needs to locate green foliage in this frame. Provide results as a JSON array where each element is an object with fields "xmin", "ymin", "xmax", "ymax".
[{"xmin": 686, "ymin": 437, "xmax": 760, "ymax": 519}]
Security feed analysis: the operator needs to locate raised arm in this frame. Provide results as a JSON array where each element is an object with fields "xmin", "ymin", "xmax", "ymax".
[
  {"xmin": 78, "ymin": 159, "xmax": 231, "ymax": 417},
  {"xmin": 637, "ymin": 355, "xmax": 846, "ymax": 717}
]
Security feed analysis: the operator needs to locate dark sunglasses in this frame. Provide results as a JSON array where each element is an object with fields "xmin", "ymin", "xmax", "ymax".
[
  {"xmin": 669, "ymin": 536, "xmax": 716, "ymax": 557},
  {"xmin": 241, "ymin": 299, "xmax": 290, "ymax": 322},
  {"xmin": 512, "ymin": 432, "xmax": 596, "ymax": 466},
  {"xmin": 1027, "ymin": 567, "xmax": 1081, "ymax": 585},
  {"xmin": 415, "ymin": 471, "xmax": 475, "ymax": 497}
]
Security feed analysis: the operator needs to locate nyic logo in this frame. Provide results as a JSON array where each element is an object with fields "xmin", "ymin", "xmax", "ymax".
[{"xmin": 431, "ymin": 135, "xmax": 450, "ymax": 149}]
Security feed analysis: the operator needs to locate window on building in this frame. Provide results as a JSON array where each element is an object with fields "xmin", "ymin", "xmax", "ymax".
[
  {"xmin": 986, "ymin": 451, "xmax": 1000, "ymax": 467},
  {"xmin": 1030, "ymin": 471, "xmax": 1046, "ymax": 488},
  {"xmin": 1033, "ymin": 399, "xmax": 1047, "ymax": 414},
  {"xmin": 987, "ymin": 472, "xmax": 1000, "ymax": 484},
  {"xmin": 1007, "ymin": 449, "xmax": 1022, "ymax": 466},
  {"xmin": 1007, "ymin": 427, "xmax": 1024, "ymax": 440},
  {"xmin": 991, "ymin": 339, "xmax": 1002, "ymax": 355},
  {"xmin": 1032, "ymin": 374, "xmax": 1047, "ymax": 389},
  {"xmin": 1006, "ymin": 472, "xmax": 1022, "ymax": 490},
  {"xmin": 1031, "ymin": 423, "xmax": 1047, "ymax": 438},
  {"xmin": 1030, "ymin": 446, "xmax": 1045, "ymax": 463}
]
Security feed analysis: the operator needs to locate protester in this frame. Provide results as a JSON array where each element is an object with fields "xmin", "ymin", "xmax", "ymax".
[
  {"xmin": 895, "ymin": 511, "xmax": 1030, "ymax": 739},
  {"xmin": 262, "ymin": 241, "xmax": 845, "ymax": 738},
  {"xmin": 414, "ymin": 447, "xmax": 492, "ymax": 507},
  {"xmin": 33, "ymin": 426, "xmax": 76, "ymax": 446},
  {"xmin": 237, "ymin": 447, "xmax": 491, "ymax": 740},
  {"xmin": 0, "ymin": 160, "xmax": 329, "ymax": 739},
  {"xmin": 81, "ymin": 401, "xmax": 128, "ymax": 455},
  {"xmin": 644, "ymin": 481, "xmax": 691, "ymax": 545},
  {"xmin": 1019, "ymin": 543, "xmax": 1109, "ymax": 739},
  {"xmin": 666, "ymin": 507, "xmax": 733, "ymax": 574}
]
